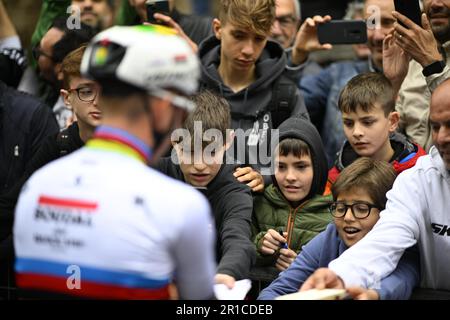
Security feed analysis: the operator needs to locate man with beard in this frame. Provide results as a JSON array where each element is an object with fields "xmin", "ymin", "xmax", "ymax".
[
  {"xmin": 71, "ymin": 0, "xmax": 114, "ymax": 32},
  {"xmin": 384, "ymin": 0, "xmax": 450, "ymax": 151}
]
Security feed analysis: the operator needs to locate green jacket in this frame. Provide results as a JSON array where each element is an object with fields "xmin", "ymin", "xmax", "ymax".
[{"xmin": 252, "ymin": 184, "xmax": 333, "ymax": 266}]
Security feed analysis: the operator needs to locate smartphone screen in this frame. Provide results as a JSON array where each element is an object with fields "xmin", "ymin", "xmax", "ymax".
[
  {"xmin": 146, "ymin": 0, "xmax": 170, "ymax": 24},
  {"xmin": 394, "ymin": 0, "xmax": 422, "ymax": 28},
  {"xmin": 317, "ymin": 20, "xmax": 367, "ymax": 45}
]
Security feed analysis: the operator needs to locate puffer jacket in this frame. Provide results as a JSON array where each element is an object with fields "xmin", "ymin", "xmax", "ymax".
[{"xmin": 252, "ymin": 185, "xmax": 333, "ymax": 265}]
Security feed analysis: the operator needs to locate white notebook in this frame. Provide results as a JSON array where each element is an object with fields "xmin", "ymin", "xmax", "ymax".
[{"xmin": 276, "ymin": 289, "xmax": 348, "ymax": 300}]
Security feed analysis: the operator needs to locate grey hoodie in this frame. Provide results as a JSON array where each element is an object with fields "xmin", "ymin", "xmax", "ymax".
[{"xmin": 198, "ymin": 36, "xmax": 309, "ymax": 170}]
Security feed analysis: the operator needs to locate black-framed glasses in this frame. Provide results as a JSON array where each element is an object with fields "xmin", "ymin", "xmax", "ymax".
[
  {"xmin": 68, "ymin": 85, "xmax": 99, "ymax": 102},
  {"xmin": 274, "ymin": 15, "xmax": 298, "ymax": 28},
  {"xmin": 330, "ymin": 201, "xmax": 381, "ymax": 219},
  {"xmin": 32, "ymin": 45, "xmax": 55, "ymax": 62}
]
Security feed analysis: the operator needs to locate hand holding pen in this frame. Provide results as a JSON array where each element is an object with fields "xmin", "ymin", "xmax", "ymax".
[
  {"xmin": 259, "ymin": 228, "xmax": 289, "ymax": 255},
  {"xmin": 275, "ymin": 229, "xmax": 297, "ymax": 271}
]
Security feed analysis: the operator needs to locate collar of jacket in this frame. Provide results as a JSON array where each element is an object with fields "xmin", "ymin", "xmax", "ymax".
[{"xmin": 87, "ymin": 125, "xmax": 152, "ymax": 163}]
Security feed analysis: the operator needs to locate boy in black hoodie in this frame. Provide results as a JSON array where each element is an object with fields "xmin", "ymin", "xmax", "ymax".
[
  {"xmin": 198, "ymin": 0, "xmax": 309, "ymax": 183},
  {"xmin": 157, "ymin": 90, "xmax": 256, "ymax": 289}
]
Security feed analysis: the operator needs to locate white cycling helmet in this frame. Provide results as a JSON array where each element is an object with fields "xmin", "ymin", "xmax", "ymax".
[{"xmin": 81, "ymin": 25, "xmax": 199, "ymax": 111}]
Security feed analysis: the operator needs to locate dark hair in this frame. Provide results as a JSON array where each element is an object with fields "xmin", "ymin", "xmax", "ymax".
[
  {"xmin": 181, "ymin": 90, "xmax": 231, "ymax": 147},
  {"xmin": 52, "ymin": 23, "xmax": 95, "ymax": 63},
  {"xmin": 277, "ymin": 138, "xmax": 310, "ymax": 159},
  {"xmin": 331, "ymin": 157, "xmax": 397, "ymax": 210},
  {"xmin": 338, "ymin": 72, "xmax": 395, "ymax": 117}
]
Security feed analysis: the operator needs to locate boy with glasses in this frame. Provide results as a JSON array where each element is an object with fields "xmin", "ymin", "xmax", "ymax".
[{"xmin": 258, "ymin": 157, "xmax": 419, "ymax": 300}]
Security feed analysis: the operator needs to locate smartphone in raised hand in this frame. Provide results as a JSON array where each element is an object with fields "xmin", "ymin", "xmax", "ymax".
[
  {"xmin": 146, "ymin": 0, "xmax": 170, "ymax": 24},
  {"xmin": 317, "ymin": 20, "xmax": 367, "ymax": 45},
  {"xmin": 394, "ymin": 0, "xmax": 422, "ymax": 28}
]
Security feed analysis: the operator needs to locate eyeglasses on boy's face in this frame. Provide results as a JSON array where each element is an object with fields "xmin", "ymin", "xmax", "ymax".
[
  {"xmin": 329, "ymin": 201, "xmax": 381, "ymax": 219},
  {"xmin": 68, "ymin": 85, "xmax": 99, "ymax": 102}
]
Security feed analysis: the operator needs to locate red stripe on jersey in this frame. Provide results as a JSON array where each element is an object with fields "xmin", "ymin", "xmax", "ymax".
[
  {"xmin": 38, "ymin": 196, "xmax": 98, "ymax": 210},
  {"xmin": 17, "ymin": 273, "xmax": 170, "ymax": 300}
]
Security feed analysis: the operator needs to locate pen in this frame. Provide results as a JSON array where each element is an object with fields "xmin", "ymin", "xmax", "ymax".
[{"xmin": 279, "ymin": 229, "xmax": 288, "ymax": 249}]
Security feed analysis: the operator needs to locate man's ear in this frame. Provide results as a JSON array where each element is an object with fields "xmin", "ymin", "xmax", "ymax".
[
  {"xmin": 60, "ymin": 89, "xmax": 72, "ymax": 110},
  {"xmin": 388, "ymin": 111, "xmax": 400, "ymax": 133},
  {"xmin": 213, "ymin": 18, "xmax": 222, "ymax": 40}
]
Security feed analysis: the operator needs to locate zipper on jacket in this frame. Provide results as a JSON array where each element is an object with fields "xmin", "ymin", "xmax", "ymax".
[{"xmin": 285, "ymin": 200, "xmax": 311, "ymax": 249}]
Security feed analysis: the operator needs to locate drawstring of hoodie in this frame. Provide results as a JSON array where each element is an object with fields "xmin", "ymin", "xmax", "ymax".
[{"xmin": 243, "ymin": 88, "xmax": 249, "ymax": 105}]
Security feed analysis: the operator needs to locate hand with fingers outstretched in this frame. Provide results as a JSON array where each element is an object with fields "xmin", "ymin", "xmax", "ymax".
[
  {"xmin": 382, "ymin": 30, "xmax": 411, "ymax": 95},
  {"xmin": 291, "ymin": 15, "xmax": 333, "ymax": 65},
  {"xmin": 300, "ymin": 267, "xmax": 345, "ymax": 291},
  {"xmin": 392, "ymin": 11, "xmax": 443, "ymax": 67}
]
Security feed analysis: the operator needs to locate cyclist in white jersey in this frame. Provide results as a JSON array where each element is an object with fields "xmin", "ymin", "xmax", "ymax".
[{"xmin": 13, "ymin": 25, "xmax": 216, "ymax": 300}]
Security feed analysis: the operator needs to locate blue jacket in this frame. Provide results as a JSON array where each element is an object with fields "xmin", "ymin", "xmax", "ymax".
[
  {"xmin": 258, "ymin": 223, "xmax": 420, "ymax": 300},
  {"xmin": 300, "ymin": 59, "xmax": 374, "ymax": 167}
]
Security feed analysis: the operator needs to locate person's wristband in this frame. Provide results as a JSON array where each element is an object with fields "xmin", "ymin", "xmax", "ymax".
[{"xmin": 422, "ymin": 60, "xmax": 446, "ymax": 77}]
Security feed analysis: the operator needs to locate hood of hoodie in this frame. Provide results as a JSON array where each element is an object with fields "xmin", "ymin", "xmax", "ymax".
[
  {"xmin": 198, "ymin": 35, "xmax": 287, "ymax": 122},
  {"xmin": 271, "ymin": 117, "xmax": 328, "ymax": 201},
  {"xmin": 335, "ymin": 131, "xmax": 418, "ymax": 171}
]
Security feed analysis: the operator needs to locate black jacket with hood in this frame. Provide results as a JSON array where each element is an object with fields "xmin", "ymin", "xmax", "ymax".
[
  {"xmin": 157, "ymin": 156, "xmax": 255, "ymax": 281},
  {"xmin": 0, "ymin": 80, "xmax": 59, "ymax": 195},
  {"xmin": 274, "ymin": 117, "xmax": 328, "ymax": 200},
  {"xmin": 199, "ymin": 36, "xmax": 309, "ymax": 170},
  {"xmin": 0, "ymin": 122, "xmax": 84, "ymax": 289}
]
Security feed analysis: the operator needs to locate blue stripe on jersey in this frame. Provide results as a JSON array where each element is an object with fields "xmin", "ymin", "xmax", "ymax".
[{"xmin": 16, "ymin": 257, "xmax": 170, "ymax": 289}]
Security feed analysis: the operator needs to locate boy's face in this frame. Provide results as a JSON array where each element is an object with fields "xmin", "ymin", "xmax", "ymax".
[
  {"xmin": 175, "ymin": 143, "xmax": 227, "ymax": 188},
  {"xmin": 213, "ymin": 19, "xmax": 268, "ymax": 73},
  {"xmin": 275, "ymin": 152, "xmax": 313, "ymax": 203},
  {"xmin": 61, "ymin": 77, "xmax": 102, "ymax": 129},
  {"xmin": 342, "ymin": 103, "xmax": 399, "ymax": 161},
  {"xmin": 334, "ymin": 187, "xmax": 380, "ymax": 247}
]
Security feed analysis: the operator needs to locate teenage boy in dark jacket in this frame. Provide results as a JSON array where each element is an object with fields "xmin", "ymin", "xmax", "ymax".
[
  {"xmin": 157, "ymin": 90, "xmax": 256, "ymax": 289},
  {"xmin": 198, "ymin": 0, "xmax": 309, "ymax": 180}
]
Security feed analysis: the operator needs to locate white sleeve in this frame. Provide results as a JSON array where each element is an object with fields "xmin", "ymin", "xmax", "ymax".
[
  {"xmin": 173, "ymin": 196, "xmax": 216, "ymax": 300},
  {"xmin": 329, "ymin": 169, "xmax": 422, "ymax": 289}
]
